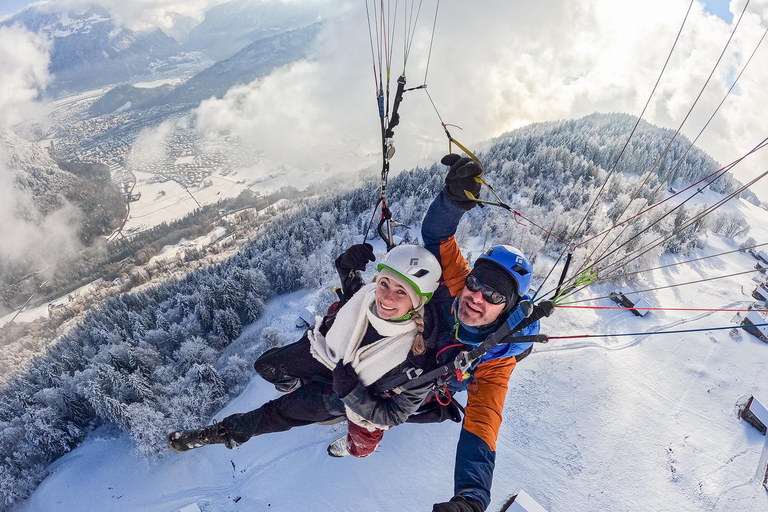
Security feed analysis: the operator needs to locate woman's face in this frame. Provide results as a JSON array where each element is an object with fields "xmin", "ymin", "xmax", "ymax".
[{"xmin": 375, "ymin": 276, "xmax": 413, "ymax": 320}]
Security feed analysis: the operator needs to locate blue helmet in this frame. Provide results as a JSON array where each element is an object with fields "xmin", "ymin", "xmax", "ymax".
[{"xmin": 475, "ymin": 245, "xmax": 533, "ymax": 297}]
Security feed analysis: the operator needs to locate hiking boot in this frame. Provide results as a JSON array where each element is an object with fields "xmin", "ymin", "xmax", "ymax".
[
  {"xmin": 327, "ymin": 435, "xmax": 351, "ymax": 458},
  {"xmin": 167, "ymin": 420, "xmax": 233, "ymax": 452}
]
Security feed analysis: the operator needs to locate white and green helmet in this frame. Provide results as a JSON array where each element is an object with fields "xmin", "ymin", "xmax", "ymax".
[{"xmin": 376, "ymin": 244, "xmax": 442, "ymax": 309}]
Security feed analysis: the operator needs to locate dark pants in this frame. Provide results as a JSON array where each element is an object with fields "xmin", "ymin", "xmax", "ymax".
[{"xmin": 221, "ymin": 336, "xmax": 343, "ymax": 445}]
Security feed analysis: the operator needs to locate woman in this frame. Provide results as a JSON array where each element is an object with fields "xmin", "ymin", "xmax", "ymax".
[{"xmin": 167, "ymin": 243, "xmax": 442, "ymax": 458}]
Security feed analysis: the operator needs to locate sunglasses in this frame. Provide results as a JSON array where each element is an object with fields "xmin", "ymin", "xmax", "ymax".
[{"xmin": 465, "ymin": 274, "xmax": 507, "ymax": 305}]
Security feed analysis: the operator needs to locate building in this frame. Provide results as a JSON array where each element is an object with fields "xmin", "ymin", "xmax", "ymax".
[
  {"xmin": 740, "ymin": 396, "xmax": 768, "ymax": 435},
  {"xmin": 741, "ymin": 310, "xmax": 768, "ymax": 343},
  {"xmin": 503, "ymin": 490, "xmax": 548, "ymax": 512},
  {"xmin": 295, "ymin": 307, "xmax": 316, "ymax": 328},
  {"xmin": 753, "ymin": 282, "xmax": 768, "ymax": 302},
  {"xmin": 609, "ymin": 289, "xmax": 650, "ymax": 317}
]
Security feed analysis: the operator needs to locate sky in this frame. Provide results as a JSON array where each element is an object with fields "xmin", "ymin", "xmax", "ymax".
[
  {"xmin": 1, "ymin": 0, "xmax": 765, "ymax": 198},
  {"xmin": 703, "ymin": 0, "xmax": 736, "ymax": 21},
  {"xmin": 189, "ymin": 0, "xmax": 768, "ymax": 200},
  {"xmin": 0, "ymin": 0, "xmax": 31, "ymax": 18}
]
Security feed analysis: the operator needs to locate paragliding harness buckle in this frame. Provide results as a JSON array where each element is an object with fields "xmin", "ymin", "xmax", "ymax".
[
  {"xmin": 454, "ymin": 351, "xmax": 474, "ymax": 381},
  {"xmin": 405, "ymin": 367, "xmax": 423, "ymax": 381}
]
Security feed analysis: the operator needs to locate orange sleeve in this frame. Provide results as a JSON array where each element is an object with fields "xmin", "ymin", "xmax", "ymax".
[
  {"xmin": 439, "ymin": 235, "xmax": 471, "ymax": 297},
  {"xmin": 462, "ymin": 357, "xmax": 517, "ymax": 451}
]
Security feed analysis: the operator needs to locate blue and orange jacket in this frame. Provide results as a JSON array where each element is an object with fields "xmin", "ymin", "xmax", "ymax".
[{"xmin": 422, "ymin": 190, "xmax": 540, "ymax": 510}]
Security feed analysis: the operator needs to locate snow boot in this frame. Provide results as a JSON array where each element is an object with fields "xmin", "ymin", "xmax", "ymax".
[
  {"xmin": 327, "ymin": 435, "xmax": 351, "ymax": 458},
  {"xmin": 167, "ymin": 420, "xmax": 234, "ymax": 452}
]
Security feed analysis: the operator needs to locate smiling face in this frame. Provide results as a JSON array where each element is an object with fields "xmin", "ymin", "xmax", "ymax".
[
  {"xmin": 457, "ymin": 285, "xmax": 507, "ymax": 327},
  {"xmin": 374, "ymin": 276, "xmax": 414, "ymax": 320}
]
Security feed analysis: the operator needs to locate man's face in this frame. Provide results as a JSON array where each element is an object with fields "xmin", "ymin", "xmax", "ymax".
[{"xmin": 457, "ymin": 285, "xmax": 507, "ymax": 327}]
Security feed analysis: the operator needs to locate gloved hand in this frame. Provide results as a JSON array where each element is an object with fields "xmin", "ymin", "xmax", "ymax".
[
  {"xmin": 441, "ymin": 154, "xmax": 484, "ymax": 211},
  {"xmin": 332, "ymin": 361, "xmax": 360, "ymax": 398},
  {"xmin": 335, "ymin": 243, "xmax": 376, "ymax": 273},
  {"xmin": 432, "ymin": 495, "xmax": 484, "ymax": 512}
]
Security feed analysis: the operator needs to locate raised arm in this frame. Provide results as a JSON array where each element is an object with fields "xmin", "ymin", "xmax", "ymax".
[
  {"xmin": 334, "ymin": 243, "xmax": 376, "ymax": 302},
  {"xmin": 422, "ymin": 154, "xmax": 484, "ymax": 297}
]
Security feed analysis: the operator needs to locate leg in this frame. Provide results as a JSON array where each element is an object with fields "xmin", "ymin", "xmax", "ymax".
[
  {"xmin": 168, "ymin": 382, "xmax": 340, "ymax": 452},
  {"xmin": 328, "ymin": 421, "xmax": 385, "ymax": 458},
  {"xmin": 222, "ymin": 381, "xmax": 339, "ymax": 446},
  {"xmin": 347, "ymin": 421, "xmax": 384, "ymax": 458},
  {"xmin": 254, "ymin": 335, "xmax": 332, "ymax": 390}
]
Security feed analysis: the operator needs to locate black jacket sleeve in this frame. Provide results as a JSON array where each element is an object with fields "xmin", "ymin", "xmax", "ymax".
[{"xmin": 340, "ymin": 376, "xmax": 435, "ymax": 426}]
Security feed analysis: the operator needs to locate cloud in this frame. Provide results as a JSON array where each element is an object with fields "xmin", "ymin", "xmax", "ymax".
[
  {"xmin": 191, "ymin": 0, "xmax": 768, "ymax": 198},
  {"xmin": 0, "ymin": 145, "xmax": 83, "ymax": 277},
  {"xmin": 0, "ymin": 25, "xmax": 50, "ymax": 128},
  {"xmin": 0, "ymin": 25, "xmax": 82, "ymax": 286},
  {"xmin": 126, "ymin": 121, "xmax": 174, "ymax": 171},
  {"xmin": 25, "ymin": 0, "xmax": 228, "ymax": 33}
]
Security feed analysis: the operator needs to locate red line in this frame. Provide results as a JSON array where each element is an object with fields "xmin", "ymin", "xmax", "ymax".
[{"xmin": 557, "ymin": 305, "xmax": 759, "ymax": 312}]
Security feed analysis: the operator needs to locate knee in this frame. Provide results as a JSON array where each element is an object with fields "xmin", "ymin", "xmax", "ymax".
[{"xmin": 253, "ymin": 347, "xmax": 281, "ymax": 379}]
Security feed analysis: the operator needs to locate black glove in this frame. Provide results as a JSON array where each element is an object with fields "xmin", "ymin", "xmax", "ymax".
[
  {"xmin": 332, "ymin": 361, "xmax": 360, "ymax": 398},
  {"xmin": 335, "ymin": 243, "xmax": 376, "ymax": 273},
  {"xmin": 441, "ymin": 154, "xmax": 484, "ymax": 211},
  {"xmin": 432, "ymin": 495, "xmax": 484, "ymax": 512},
  {"xmin": 405, "ymin": 399, "xmax": 462, "ymax": 424}
]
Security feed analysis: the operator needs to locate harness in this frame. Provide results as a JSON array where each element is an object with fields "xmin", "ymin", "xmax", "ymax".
[{"xmin": 370, "ymin": 300, "xmax": 554, "ymax": 397}]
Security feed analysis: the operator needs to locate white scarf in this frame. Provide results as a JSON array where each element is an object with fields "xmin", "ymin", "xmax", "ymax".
[{"xmin": 308, "ymin": 283, "xmax": 418, "ymax": 387}]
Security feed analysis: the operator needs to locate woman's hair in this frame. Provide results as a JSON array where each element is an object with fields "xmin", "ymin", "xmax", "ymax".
[{"xmin": 409, "ymin": 309, "xmax": 426, "ymax": 356}]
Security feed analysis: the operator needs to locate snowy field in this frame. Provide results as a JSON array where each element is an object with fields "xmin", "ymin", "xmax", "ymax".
[
  {"xmin": 122, "ymin": 159, "xmax": 310, "ymax": 234},
  {"xmin": 0, "ymin": 280, "xmax": 102, "ymax": 329},
  {"xmin": 11, "ymin": 198, "xmax": 768, "ymax": 512}
]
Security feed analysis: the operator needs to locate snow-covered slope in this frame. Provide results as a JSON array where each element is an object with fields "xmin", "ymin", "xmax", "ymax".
[{"xmin": 12, "ymin": 200, "xmax": 768, "ymax": 512}]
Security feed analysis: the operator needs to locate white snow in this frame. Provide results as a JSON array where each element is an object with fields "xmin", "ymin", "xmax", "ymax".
[
  {"xmin": 174, "ymin": 155, "xmax": 196, "ymax": 165},
  {"xmin": 121, "ymin": 164, "xmax": 298, "ymax": 234},
  {"xmin": 113, "ymin": 101, "xmax": 131, "ymax": 113},
  {"xmin": 134, "ymin": 78, "xmax": 186, "ymax": 89},
  {"xmin": 0, "ymin": 279, "xmax": 102, "ymax": 328},
  {"xmin": 147, "ymin": 227, "xmax": 227, "ymax": 265},
  {"xmin": 10, "ymin": 200, "xmax": 768, "ymax": 512}
]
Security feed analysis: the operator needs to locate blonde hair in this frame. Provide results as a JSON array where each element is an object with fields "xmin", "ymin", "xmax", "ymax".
[{"xmin": 409, "ymin": 309, "xmax": 426, "ymax": 356}]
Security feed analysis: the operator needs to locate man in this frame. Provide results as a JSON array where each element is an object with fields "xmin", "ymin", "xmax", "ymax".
[{"xmin": 422, "ymin": 155, "xmax": 543, "ymax": 512}]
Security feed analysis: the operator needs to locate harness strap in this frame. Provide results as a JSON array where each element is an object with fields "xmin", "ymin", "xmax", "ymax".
[
  {"xmin": 373, "ymin": 300, "xmax": 554, "ymax": 396},
  {"xmin": 371, "ymin": 332, "xmax": 548, "ymax": 396}
]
